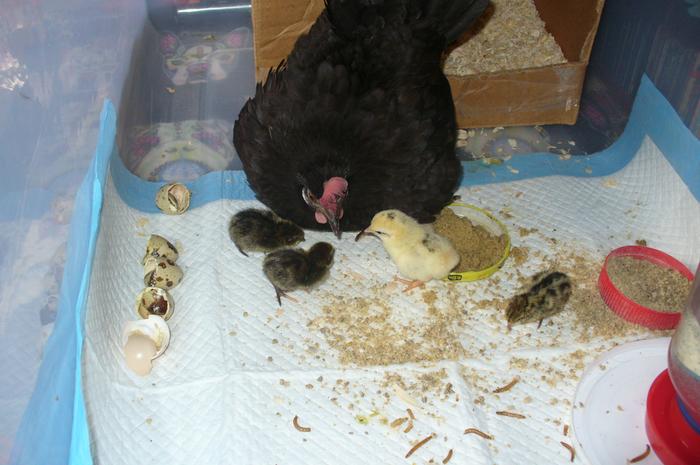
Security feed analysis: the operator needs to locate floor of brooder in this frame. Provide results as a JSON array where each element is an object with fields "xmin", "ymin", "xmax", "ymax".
[{"xmin": 83, "ymin": 136, "xmax": 699, "ymax": 465}]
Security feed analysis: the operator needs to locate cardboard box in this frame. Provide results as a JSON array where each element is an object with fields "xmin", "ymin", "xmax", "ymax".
[{"xmin": 250, "ymin": 0, "xmax": 604, "ymax": 128}]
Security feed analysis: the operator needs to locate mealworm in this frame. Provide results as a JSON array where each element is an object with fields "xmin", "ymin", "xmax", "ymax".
[
  {"xmin": 442, "ymin": 449, "xmax": 454, "ymax": 464},
  {"xmin": 390, "ymin": 417, "xmax": 407, "ymax": 428},
  {"xmin": 404, "ymin": 420, "xmax": 414, "ymax": 433},
  {"xmin": 563, "ymin": 424, "xmax": 569, "ymax": 436},
  {"xmin": 560, "ymin": 441, "xmax": 575, "ymax": 462},
  {"xmin": 405, "ymin": 434, "xmax": 435, "ymax": 458},
  {"xmin": 496, "ymin": 410, "xmax": 526, "ymax": 419},
  {"xmin": 628, "ymin": 445, "xmax": 651, "ymax": 463},
  {"xmin": 407, "ymin": 408, "xmax": 415, "ymax": 420},
  {"xmin": 464, "ymin": 428, "xmax": 494, "ymax": 440},
  {"xmin": 292, "ymin": 415, "xmax": 311, "ymax": 432},
  {"xmin": 493, "ymin": 377, "xmax": 520, "ymax": 393}
]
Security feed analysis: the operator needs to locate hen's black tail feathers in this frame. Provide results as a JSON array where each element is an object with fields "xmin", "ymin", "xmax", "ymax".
[
  {"xmin": 325, "ymin": 0, "xmax": 489, "ymax": 45},
  {"xmin": 427, "ymin": 0, "xmax": 490, "ymax": 43}
]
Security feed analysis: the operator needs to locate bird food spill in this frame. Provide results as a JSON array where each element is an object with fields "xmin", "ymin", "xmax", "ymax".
[
  {"xmin": 606, "ymin": 256, "xmax": 691, "ymax": 312},
  {"xmin": 496, "ymin": 410, "xmax": 526, "ymax": 419},
  {"xmin": 628, "ymin": 444, "xmax": 651, "ymax": 463},
  {"xmin": 292, "ymin": 415, "xmax": 311, "ymax": 432},
  {"xmin": 406, "ymin": 408, "xmax": 415, "ymax": 420},
  {"xmin": 390, "ymin": 417, "xmax": 407, "ymax": 428},
  {"xmin": 560, "ymin": 441, "xmax": 575, "ymax": 462},
  {"xmin": 405, "ymin": 434, "xmax": 435, "ymax": 458},
  {"xmin": 492, "ymin": 376, "xmax": 520, "ymax": 393},
  {"xmin": 464, "ymin": 428, "xmax": 494, "ymax": 440},
  {"xmin": 442, "ymin": 449, "xmax": 454, "ymax": 464},
  {"xmin": 433, "ymin": 208, "xmax": 507, "ymax": 272}
]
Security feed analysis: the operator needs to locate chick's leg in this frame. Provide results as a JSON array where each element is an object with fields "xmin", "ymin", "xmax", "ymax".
[
  {"xmin": 272, "ymin": 286, "xmax": 299, "ymax": 306},
  {"xmin": 393, "ymin": 276, "xmax": 425, "ymax": 293}
]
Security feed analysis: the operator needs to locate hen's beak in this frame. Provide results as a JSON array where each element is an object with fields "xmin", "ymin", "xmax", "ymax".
[
  {"xmin": 322, "ymin": 210, "xmax": 342, "ymax": 239},
  {"xmin": 302, "ymin": 186, "xmax": 342, "ymax": 239}
]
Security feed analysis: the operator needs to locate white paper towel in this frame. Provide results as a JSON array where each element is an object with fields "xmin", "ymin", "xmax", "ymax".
[{"xmin": 83, "ymin": 137, "xmax": 700, "ymax": 465}]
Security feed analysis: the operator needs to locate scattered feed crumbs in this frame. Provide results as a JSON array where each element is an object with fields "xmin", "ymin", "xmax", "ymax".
[
  {"xmin": 551, "ymin": 247, "xmax": 671, "ymax": 342},
  {"xmin": 510, "ymin": 246, "xmax": 529, "ymax": 267},
  {"xmin": 434, "ymin": 208, "xmax": 507, "ymax": 272},
  {"xmin": 310, "ymin": 286, "xmax": 468, "ymax": 366},
  {"xmin": 606, "ymin": 256, "xmax": 691, "ymax": 312},
  {"xmin": 443, "ymin": 0, "xmax": 566, "ymax": 75},
  {"xmin": 382, "ymin": 369, "xmax": 450, "ymax": 401}
]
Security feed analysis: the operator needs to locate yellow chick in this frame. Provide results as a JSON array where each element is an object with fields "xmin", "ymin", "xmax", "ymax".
[{"xmin": 355, "ymin": 209, "xmax": 459, "ymax": 292}]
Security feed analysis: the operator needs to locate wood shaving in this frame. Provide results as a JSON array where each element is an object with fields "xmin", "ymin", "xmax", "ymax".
[
  {"xmin": 444, "ymin": 0, "xmax": 566, "ymax": 75},
  {"xmin": 464, "ymin": 428, "xmax": 494, "ymax": 440},
  {"xmin": 560, "ymin": 441, "xmax": 575, "ymax": 462},
  {"xmin": 292, "ymin": 415, "xmax": 311, "ymax": 432},
  {"xmin": 628, "ymin": 444, "xmax": 651, "ymax": 463},
  {"xmin": 496, "ymin": 410, "xmax": 526, "ymax": 419},
  {"xmin": 405, "ymin": 434, "xmax": 435, "ymax": 458},
  {"xmin": 492, "ymin": 377, "xmax": 520, "ymax": 393}
]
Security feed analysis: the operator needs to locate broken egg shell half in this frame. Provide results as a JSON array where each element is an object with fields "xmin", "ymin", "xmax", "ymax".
[
  {"xmin": 143, "ymin": 257, "xmax": 183, "ymax": 291},
  {"xmin": 155, "ymin": 182, "xmax": 191, "ymax": 215},
  {"xmin": 142, "ymin": 234, "xmax": 179, "ymax": 265},
  {"xmin": 136, "ymin": 286, "xmax": 174, "ymax": 320},
  {"xmin": 122, "ymin": 315, "xmax": 171, "ymax": 376}
]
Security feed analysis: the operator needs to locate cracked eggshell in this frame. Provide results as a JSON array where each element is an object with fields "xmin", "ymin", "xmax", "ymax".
[
  {"xmin": 122, "ymin": 315, "xmax": 170, "ymax": 357},
  {"xmin": 143, "ymin": 234, "xmax": 179, "ymax": 264},
  {"xmin": 143, "ymin": 257, "xmax": 183, "ymax": 291},
  {"xmin": 155, "ymin": 182, "xmax": 190, "ymax": 215},
  {"xmin": 136, "ymin": 286, "xmax": 174, "ymax": 320},
  {"xmin": 122, "ymin": 316, "xmax": 171, "ymax": 376}
]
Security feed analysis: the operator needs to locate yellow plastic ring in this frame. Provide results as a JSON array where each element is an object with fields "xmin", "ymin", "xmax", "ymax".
[{"xmin": 442, "ymin": 202, "xmax": 511, "ymax": 282}]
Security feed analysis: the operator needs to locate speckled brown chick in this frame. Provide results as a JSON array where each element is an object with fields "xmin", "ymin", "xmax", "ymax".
[
  {"xmin": 229, "ymin": 208, "xmax": 305, "ymax": 256},
  {"xmin": 262, "ymin": 242, "xmax": 335, "ymax": 305},
  {"xmin": 506, "ymin": 271, "xmax": 573, "ymax": 330}
]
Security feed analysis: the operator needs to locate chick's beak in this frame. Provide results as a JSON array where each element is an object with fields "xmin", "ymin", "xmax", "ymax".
[{"xmin": 355, "ymin": 228, "xmax": 377, "ymax": 241}]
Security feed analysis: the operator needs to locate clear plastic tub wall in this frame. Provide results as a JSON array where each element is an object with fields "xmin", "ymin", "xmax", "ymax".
[{"xmin": 0, "ymin": 0, "xmax": 698, "ymax": 463}]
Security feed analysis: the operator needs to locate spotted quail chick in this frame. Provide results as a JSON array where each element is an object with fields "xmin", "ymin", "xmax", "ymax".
[
  {"xmin": 229, "ymin": 208, "xmax": 304, "ymax": 256},
  {"xmin": 506, "ymin": 271, "xmax": 573, "ymax": 330},
  {"xmin": 262, "ymin": 242, "xmax": 335, "ymax": 305}
]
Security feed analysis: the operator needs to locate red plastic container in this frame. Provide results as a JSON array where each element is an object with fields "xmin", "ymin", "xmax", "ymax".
[
  {"xmin": 598, "ymin": 246, "xmax": 694, "ymax": 330},
  {"xmin": 646, "ymin": 370, "xmax": 700, "ymax": 465}
]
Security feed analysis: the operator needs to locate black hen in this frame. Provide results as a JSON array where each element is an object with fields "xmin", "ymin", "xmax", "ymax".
[{"xmin": 234, "ymin": 0, "xmax": 489, "ymax": 237}]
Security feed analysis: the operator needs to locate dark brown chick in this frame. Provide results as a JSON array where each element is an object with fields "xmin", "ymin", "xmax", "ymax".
[
  {"xmin": 262, "ymin": 242, "xmax": 335, "ymax": 305},
  {"xmin": 506, "ymin": 271, "xmax": 573, "ymax": 330},
  {"xmin": 229, "ymin": 208, "xmax": 304, "ymax": 256}
]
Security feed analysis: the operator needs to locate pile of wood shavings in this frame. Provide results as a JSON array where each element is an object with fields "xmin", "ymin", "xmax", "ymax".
[
  {"xmin": 309, "ymin": 287, "xmax": 468, "ymax": 366},
  {"xmin": 443, "ymin": 0, "xmax": 567, "ymax": 76},
  {"xmin": 433, "ymin": 208, "xmax": 507, "ymax": 271},
  {"xmin": 606, "ymin": 256, "xmax": 691, "ymax": 312}
]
